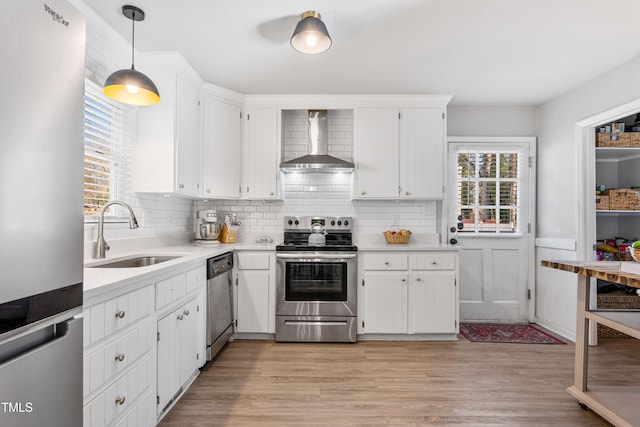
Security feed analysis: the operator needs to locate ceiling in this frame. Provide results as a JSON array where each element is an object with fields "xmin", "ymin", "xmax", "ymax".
[{"xmin": 82, "ymin": 0, "xmax": 640, "ymax": 106}]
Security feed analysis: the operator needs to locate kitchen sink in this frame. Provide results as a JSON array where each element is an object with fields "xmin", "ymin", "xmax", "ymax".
[{"xmin": 88, "ymin": 255, "xmax": 181, "ymax": 268}]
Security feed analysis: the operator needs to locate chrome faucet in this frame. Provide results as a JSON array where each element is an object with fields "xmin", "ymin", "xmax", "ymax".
[{"xmin": 93, "ymin": 200, "xmax": 139, "ymax": 259}]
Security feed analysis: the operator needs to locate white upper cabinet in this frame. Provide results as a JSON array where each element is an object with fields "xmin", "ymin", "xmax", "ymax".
[
  {"xmin": 399, "ymin": 108, "xmax": 446, "ymax": 198},
  {"xmin": 354, "ymin": 103, "xmax": 448, "ymax": 199},
  {"xmin": 201, "ymin": 92, "xmax": 242, "ymax": 199},
  {"xmin": 135, "ymin": 52, "xmax": 202, "ymax": 197},
  {"xmin": 244, "ymin": 108, "xmax": 279, "ymax": 199},
  {"xmin": 354, "ymin": 108, "xmax": 400, "ymax": 198}
]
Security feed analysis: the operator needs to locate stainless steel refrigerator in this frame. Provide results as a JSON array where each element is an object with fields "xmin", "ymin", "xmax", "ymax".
[{"xmin": 0, "ymin": 1, "xmax": 85, "ymax": 426}]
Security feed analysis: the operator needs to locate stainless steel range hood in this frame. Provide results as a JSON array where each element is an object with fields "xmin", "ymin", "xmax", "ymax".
[{"xmin": 280, "ymin": 110, "xmax": 354, "ymax": 173}]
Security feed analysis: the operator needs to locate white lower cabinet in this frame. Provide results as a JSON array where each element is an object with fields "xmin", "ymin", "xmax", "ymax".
[
  {"xmin": 359, "ymin": 251, "xmax": 458, "ymax": 337},
  {"xmin": 157, "ymin": 294, "xmax": 204, "ymax": 414},
  {"xmin": 83, "ymin": 284, "xmax": 155, "ymax": 427},
  {"xmin": 234, "ymin": 251, "xmax": 275, "ymax": 334},
  {"xmin": 84, "ymin": 262, "xmax": 206, "ymax": 426}
]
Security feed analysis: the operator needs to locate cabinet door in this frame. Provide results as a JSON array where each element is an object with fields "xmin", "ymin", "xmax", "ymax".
[
  {"xmin": 202, "ymin": 94, "xmax": 242, "ymax": 198},
  {"xmin": 157, "ymin": 309, "xmax": 181, "ymax": 412},
  {"xmin": 175, "ymin": 72, "xmax": 201, "ymax": 196},
  {"xmin": 245, "ymin": 108, "xmax": 278, "ymax": 199},
  {"xmin": 399, "ymin": 108, "xmax": 445, "ymax": 198},
  {"xmin": 236, "ymin": 270, "xmax": 271, "ymax": 333},
  {"xmin": 409, "ymin": 271, "xmax": 457, "ymax": 333},
  {"xmin": 354, "ymin": 108, "xmax": 399, "ymax": 198},
  {"xmin": 362, "ymin": 272, "xmax": 408, "ymax": 333},
  {"xmin": 179, "ymin": 297, "xmax": 201, "ymax": 384}
]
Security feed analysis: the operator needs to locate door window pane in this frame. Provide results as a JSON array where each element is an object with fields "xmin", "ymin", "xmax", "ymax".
[{"xmin": 456, "ymin": 150, "xmax": 520, "ymax": 234}]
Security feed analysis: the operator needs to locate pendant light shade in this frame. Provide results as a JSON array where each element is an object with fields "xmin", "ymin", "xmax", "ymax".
[
  {"xmin": 290, "ymin": 11, "xmax": 332, "ymax": 54},
  {"xmin": 104, "ymin": 5, "xmax": 160, "ymax": 106}
]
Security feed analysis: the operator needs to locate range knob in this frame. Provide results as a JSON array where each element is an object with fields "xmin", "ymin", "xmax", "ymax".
[
  {"xmin": 287, "ymin": 219, "xmax": 293, "ymax": 225},
  {"xmin": 337, "ymin": 220, "xmax": 342, "ymax": 226},
  {"xmin": 294, "ymin": 219, "xmax": 299, "ymax": 225},
  {"xmin": 344, "ymin": 220, "xmax": 349, "ymax": 226},
  {"xmin": 330, "ymin": 220, "xmax": 336, "ymax": 226}
]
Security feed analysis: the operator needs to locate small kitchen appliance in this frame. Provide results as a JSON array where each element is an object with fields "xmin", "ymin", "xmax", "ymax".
[
  {"xmin": 196, "ymin": 209, "xmax": 220, "ymax": 241},
  {"xmin": 275, "ymin": 216, "xmax": 357, "ymax": 342}
]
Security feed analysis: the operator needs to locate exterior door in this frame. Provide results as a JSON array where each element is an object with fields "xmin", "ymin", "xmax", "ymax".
[{"xmin": 447, "ymin": 137, "xmax": 536, "ymax": 322}]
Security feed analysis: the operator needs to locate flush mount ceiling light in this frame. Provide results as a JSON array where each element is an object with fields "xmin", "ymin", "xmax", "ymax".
[
  {"xmin": 290, "ymin": 11, "xmax": 332, "ymax": 54},
  {"xmin": 104, "ymin": 5, "xmax": 160, "ymax": 106}
]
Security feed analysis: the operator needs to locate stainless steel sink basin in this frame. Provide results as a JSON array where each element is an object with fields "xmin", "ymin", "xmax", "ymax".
[{"xmin": 88, "ymin": 256, "xmax": 181, "ymax": 268}]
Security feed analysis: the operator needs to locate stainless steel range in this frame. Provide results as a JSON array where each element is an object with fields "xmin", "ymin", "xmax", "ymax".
[{"xmin": 276, "ymin": 216, "xmax": 357, "ymax": 342}]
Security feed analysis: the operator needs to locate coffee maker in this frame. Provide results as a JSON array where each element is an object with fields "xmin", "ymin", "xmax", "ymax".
[{"xmin": 195, "ymin": 209, "xmax": 220, "ymax": 241}]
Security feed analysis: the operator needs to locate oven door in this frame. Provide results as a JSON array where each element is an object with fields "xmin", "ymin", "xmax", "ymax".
[{"xmin": 276, "ymin": 252, "xmax": 357, "ymax": 317}]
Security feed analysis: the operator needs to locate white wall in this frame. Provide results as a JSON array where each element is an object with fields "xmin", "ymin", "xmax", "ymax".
[
  {"xmin": 448, "ymin": 106, "xmax": 537, "ymax": 136},
  {"xmin": 536, "ymin": 54, "xmax": 640, "ymax": 338}
]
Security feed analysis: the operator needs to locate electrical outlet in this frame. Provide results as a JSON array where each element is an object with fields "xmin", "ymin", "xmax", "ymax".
[{"xmin": 392, "ymin": 215, "xmax": 399, "ymax": 226}]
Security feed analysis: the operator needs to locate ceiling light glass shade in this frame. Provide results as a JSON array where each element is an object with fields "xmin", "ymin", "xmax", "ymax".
[
  {"xmin": 290, "ymin": 11, "xmax": 332, "ymax": 54},
  {"xmin": 104, "ymin": 5, "xmax": 160, "ymax": 106},
  {"xmin": 104, "ymin": 67, "xmax": 160, "ymax": 106}
]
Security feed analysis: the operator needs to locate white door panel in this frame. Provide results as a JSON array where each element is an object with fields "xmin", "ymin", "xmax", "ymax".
[{"xmin": 448, "ymin": 138, "xmax": 536, "ymax": 322}]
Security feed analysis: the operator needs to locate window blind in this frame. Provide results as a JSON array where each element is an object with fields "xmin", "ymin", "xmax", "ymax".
[{"xmin": 83, "ymin": 80, "xmax": 133, "ymax": 217}]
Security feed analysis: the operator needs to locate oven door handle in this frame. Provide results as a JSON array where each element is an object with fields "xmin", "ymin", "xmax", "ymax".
[{"xmin": 276, "ymin": 253, "xmax": 357, "ymax": 260}]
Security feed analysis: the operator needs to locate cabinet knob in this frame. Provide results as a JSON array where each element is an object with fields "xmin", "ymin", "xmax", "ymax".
[
  {"xmin": 177, "ymin": 314, "xmax": 184, "ymax": 321},
  {"xmin": 361, "ymin": 191, "xmax": 366, "ymax": 195},
  {"xmin": 432, "ymin": 261, "xmax": 437, "ymax": 265},
  {"xmin": 405, "ymin": 191, "xmax": 410, "ymax": 196},
  {"xmin": 183, "ymin": 309, "xmax": 190, "ymax": 316},
  {"xmin": 115, "ymin": 310, "xmax": 125, "ymax": 319},
  {"xmin": 115, "ymin": 353, "xmax": 125, "ymax": 362},
  {"xmin": 384, "ymin": 262, "xmax": 390, "ymax": 266},
  {"xmin": 206, "ymin": 189, "xmax": 211, "ymax": 194},
  {"xmin": 179, "ymin": 184, "xmax": 184, "ymax": 189},
  {"xmin": 416, "ymin": 277, "xmax": 422, "ymax": 282},
  {"xmin": 115, "ymin": 396, "xmax": 126, "ymax": 406},
  {"xmin": 401, "ymin": 278, "xmax": 406, "ymax": 282},
  {"xmin": 270, "ymin": 192, "xmax": 274, "ymax": 196}
]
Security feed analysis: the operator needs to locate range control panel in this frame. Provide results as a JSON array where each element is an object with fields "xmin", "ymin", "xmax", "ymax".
[{"xmin": 284, "ymin": 216, "xmax": 353, "ymax": 231}]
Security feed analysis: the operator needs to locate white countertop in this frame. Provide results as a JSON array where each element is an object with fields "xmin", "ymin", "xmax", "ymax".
[
  {"xmin": 356, "ymin": 242, "xmax": 461, "ymax": 251},
  {"xmin": 83, "ymin": 238, "xmax": 276, "ymax": 301}
]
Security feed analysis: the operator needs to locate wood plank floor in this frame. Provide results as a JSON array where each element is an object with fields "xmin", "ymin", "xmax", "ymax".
[{"xmin": 159, "ymin": 336, "xmax": 640, "ymax": 426}]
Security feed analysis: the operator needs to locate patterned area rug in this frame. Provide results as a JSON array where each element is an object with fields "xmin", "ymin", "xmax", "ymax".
[{"xmin": 459, "ymin": 323, "xmax": 566, "ymax": 344}]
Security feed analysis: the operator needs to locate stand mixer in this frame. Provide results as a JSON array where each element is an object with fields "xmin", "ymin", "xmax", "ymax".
[{"xmin": 195, "ymin": 210, "xmax": 220, "ymax": 242}]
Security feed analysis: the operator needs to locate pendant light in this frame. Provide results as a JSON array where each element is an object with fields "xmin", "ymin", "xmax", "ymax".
[
  {"xmin": 290, "ymin": 11, "xmax": 332, "ymax": 54},
  {"xmin": 104, "ymin": 5, "xmax": 160, "ymax": 106}
]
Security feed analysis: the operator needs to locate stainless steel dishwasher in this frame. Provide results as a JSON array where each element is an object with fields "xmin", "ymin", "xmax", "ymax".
[{"xmin": 206, "ymin": 252, "xmax": 234, "ymax": 361}]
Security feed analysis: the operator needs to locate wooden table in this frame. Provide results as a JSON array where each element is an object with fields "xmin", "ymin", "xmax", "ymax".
[{"xmin": 542, "ymin": 261, "xmax": 640, "ymax": 427}]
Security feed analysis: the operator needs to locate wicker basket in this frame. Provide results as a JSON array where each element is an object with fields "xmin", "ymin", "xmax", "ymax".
[
  {"xmin": 597, "ymin": 291, "xmax": 640, "ymax": 337},
  {"xmin": 602, "ymin": 189, "xmax": 640, "ymax": 210},
  {"xmin": 596, "ymin": 195, "xmax": 609, "ymax": 210},
  {"xmin": 596, "ymin": 132, "xmax": 640, "ymax": 147},
  {"xmin": 383, "ymin": 231, "xmax": 411, "ymax": 244}
]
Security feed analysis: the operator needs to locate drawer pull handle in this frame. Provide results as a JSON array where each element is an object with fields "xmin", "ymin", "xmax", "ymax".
[
  {"xmin": 177, "ymin": 314, "xmax": 184, "ymax": 320},
  {"xmin": 115, "ymin": 396, "xmax": 126, "ymax": 405},
  {"xmin": 115, "ymin": 310, "xmax": 126, "ymax": 319},
  {"xmin": 115, "ymin": 353, "xmax": 125, "ymax": 362},
  {"xmin": 183, "ymin": 309, "xmax": 190, "ymax": 316}
]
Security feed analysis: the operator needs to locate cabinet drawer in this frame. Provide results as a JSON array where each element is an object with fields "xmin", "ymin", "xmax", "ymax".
[
  {"xmin": 85, "ymin": 319, "xmax": 153, "ymax": 397},
  {"xmin": 410, "ymin": 253, "xmax": 456, "ymax": 270},
  {"xmin": 185, "ymin": 265, "xmax": 205, "ymax": 294},
  {"xmin": 86, "ymin": 354, "xmax": 153, "ymax": 427},
  {"xmin": 236, "ymin": 252, "xmax": 271, "ymax": 270},
  {"xmin": 156, "ymin": 272, "xmax": 186, "ymax": 309},
  {"xmin": 362, "ymin": 253, "xmax": 408, "ymax": 270},
  {"xmin": 87, "ymin": 285, "xmax": 154, "ymax": 346}
]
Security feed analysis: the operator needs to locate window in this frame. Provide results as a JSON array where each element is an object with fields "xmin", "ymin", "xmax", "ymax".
[
  {"xmin": 83, "ymin": 80, "xmax": 134, "ymax": 217},
  {"xmin": 456, "ymin": 150, "xmax": 520, "ymax": 233}
]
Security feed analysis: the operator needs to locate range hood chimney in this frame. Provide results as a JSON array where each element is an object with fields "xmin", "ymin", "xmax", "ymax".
[{"xmin": 280, "ymin": 110, "xmax": 354, "ymax": 173}]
